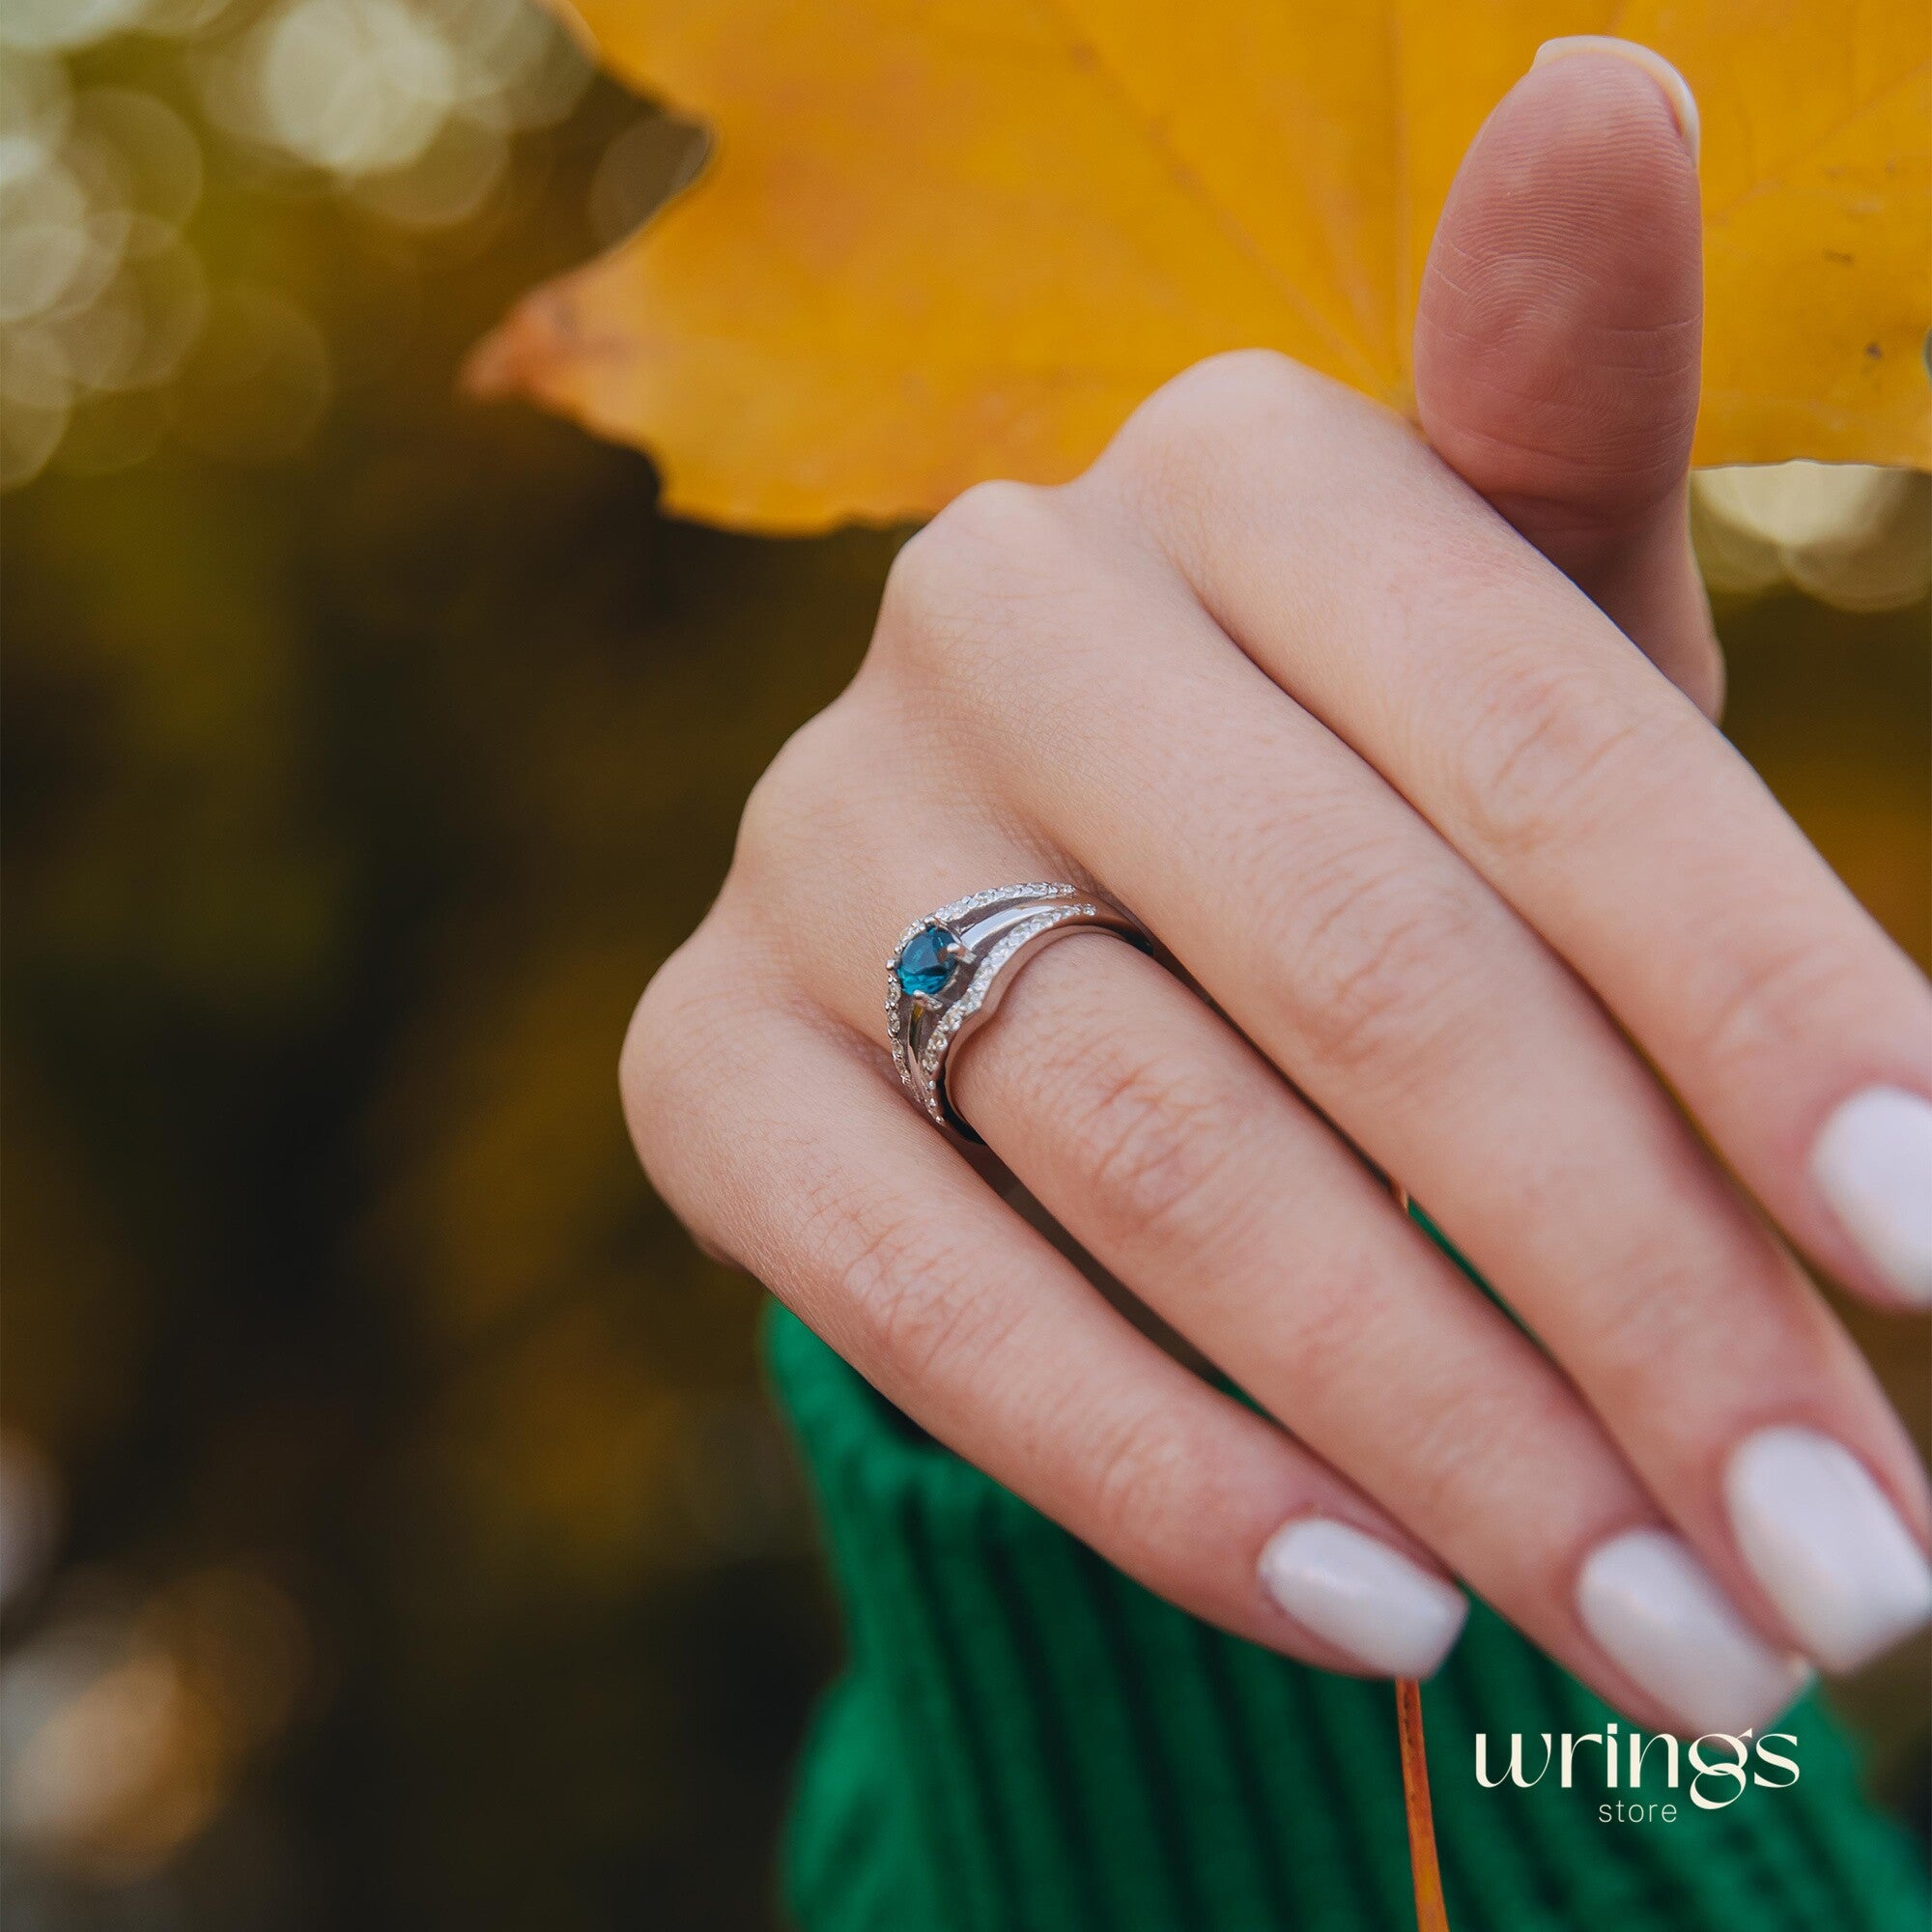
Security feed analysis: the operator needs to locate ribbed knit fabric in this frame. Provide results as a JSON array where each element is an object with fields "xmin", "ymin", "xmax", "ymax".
[{"xmin": 766, "ymin": 1308, "xmax": 1930, "ymax": 1932}]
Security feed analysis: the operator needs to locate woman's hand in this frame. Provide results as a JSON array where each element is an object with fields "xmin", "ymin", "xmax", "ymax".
[{"xmin": 619, "ymin": 45, "xmax": 1932, "ymax": 1735}]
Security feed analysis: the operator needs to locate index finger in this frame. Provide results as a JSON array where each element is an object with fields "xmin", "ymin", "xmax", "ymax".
[{"xmin": 1085, "ymin": 352, "xmax": 1932, "ymax": 1313}]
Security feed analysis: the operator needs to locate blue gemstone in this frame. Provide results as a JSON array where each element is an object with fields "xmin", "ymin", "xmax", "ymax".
[{"xmin": 896, "ymin": 925, "xmax": 959, "ymax": 999}]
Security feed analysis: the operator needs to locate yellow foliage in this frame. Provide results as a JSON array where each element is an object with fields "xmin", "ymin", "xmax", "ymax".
[{"xmin": 473, "ymin": 2, "xmax": 1932, "ymax": 531}]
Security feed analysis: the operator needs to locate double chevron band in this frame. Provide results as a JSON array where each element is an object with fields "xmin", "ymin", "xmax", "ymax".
[{"xmin": 885, "ymin": 883, "xmax": 1150, "ymax": 1141}]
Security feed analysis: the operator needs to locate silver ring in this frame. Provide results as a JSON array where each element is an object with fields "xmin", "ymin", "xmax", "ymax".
[{"xmin": 886, "ymin": 882, "xmax": 1149, "ymax": 1140}]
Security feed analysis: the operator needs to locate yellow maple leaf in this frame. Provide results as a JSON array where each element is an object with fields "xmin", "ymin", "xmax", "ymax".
[{"xmin": 471, "ymin": 1, "xmax": 1931, "ymax": 533}]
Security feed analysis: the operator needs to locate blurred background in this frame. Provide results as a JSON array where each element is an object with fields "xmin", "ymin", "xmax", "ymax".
[{"xmin": 0, "ymin": 2, "xmax": 1926, "ymax": 1926}]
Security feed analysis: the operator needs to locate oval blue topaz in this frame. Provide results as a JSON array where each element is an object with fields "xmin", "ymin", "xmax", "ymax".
[{"xmin": 895, "ymin": 924, "xmax": 959, "ymax": 999}]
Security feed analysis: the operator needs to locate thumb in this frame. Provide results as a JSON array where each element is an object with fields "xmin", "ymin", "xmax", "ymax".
[{"xmin": 1414, "ymin": 40, "xmax": 1721, "ymax": 716}]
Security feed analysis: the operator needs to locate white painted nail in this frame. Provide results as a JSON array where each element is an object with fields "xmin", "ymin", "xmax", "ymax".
[
  {"xmin": 1726, "ymin": 1428, "xmax": 1932, "ymax": 1673},
  {"xmin": 1259, "ymin": 1519, "xmax": 1467, "ymax": 1677},
  {"xmin": 1577, "ymin": 1527, "xmax": 1810, "ymax": 1736},
  {"xmin": 1811, "ymin": 1086, "xmax": 1932, "ymax": 1305},
  {"xmin": 1533, "ymin": 37, "xmax": 1701, "ymax": 163}
]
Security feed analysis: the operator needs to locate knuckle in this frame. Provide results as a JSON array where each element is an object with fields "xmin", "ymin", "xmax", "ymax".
[
  {"xmin": 874, "ymin": 478, "xmax": 1072, "ymax": 671},
  {"xmin": 1086, "ymin": 1403, "xmax": 1201, "ymax": 1553},
  {"xmin": 1060, "ymin": 1040, "xmax": 1255, "ymax": 1253},
  {"xmin": 1570, "ymin": 1257, "xmax": 1713, "ymax": 1402},
  {"xmin": 1125, "ymin": 349, "xmax": 1316, "ymax": 453},
  {"xmin": 618, "ymin": 938, "xmax": 716, "ymax": 1142},
  {"xmin": 1096, "ymin": 350, "xmax": 1334, "ymax": 519},
  {"xmin": 1453, "ymin": 656, "xmax": 1690, "ymax": 859},
  {"xmin": 730, "ymin": 701, "xmax": 869, "ymax": 887},
  {"xmin": 757, "ymin": 1148, "xmax": 966, "ymax": 1360},
  {"xmin": 1694, "ymin": 923, "xmax": 1860, "ymax": 1078},
  {"xmin": 821, "ymin": 1191, "xmax": 1018, "ymax": 1388},
  {"xmin": 1387, "ymin": 1373, "xmax": 1571, "ymax": 1531},
  {"xmin": 932, "ymin": 475, "xmax": 1065, "ymax": 554},
  {"xmin": 1265, "ymin": 1264, "xmax": 1382, "ymax": 1398},
  {"xmin": 617, "ymin": 934, "xmax": 758, "ymax": 1256},
  {"xmin": 1263, "ymin": 836, "xmax": 1491, "ymax": 1073}
]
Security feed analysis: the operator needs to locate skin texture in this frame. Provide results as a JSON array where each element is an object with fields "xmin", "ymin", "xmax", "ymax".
[{"xmin": 619, "ymin": 53, "xmax": 1932, "ymax": 1729}]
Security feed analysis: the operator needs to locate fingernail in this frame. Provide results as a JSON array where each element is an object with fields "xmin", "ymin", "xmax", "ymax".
[
  {"xmin": 1259, "ymin": 1519, "xmax": 1467, "ymax": 1676},
  {"xmin": 1726, "ymin": 1427, "xmax": 1932, "ymax": 1672},
  {"xmin": 1811, "ymin": 1086, "xmax": 1932, "ymax": 1305},
  {"xmin": 1533, "ymin": 37, "xmax": 1701, "ymax": 164},
  {"xmin": 1577, "ymin": 1527, "xmax": 1811, "ymax": 1735}
]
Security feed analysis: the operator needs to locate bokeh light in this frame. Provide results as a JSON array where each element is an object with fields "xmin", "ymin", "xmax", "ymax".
[
  {"xmin": 0, "ymin": 0, "xmax": 590, "ymax": 487},
  {"xmin": 200, "ymin": 0, "xmax": 590, "ymax": 177},
  {"xmin": 1693, "ymin": 463, "xmax": 1932, "ymax": 611},
  {"xmin": 1, "ymin": 1568, "xmax": 309, "ymax": 1883},
  {"xmin": 0, "ymin": 0, "xmax": 154, "ymax": 53},
  {"xmin": 252, "ymin": 0, "xmax": 460, "ymax": 176}
]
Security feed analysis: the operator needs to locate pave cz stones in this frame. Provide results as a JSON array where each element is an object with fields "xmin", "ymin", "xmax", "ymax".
[{"xmin": 884, "ymin": 883, "xmax": 1144, "ymax": 1140}]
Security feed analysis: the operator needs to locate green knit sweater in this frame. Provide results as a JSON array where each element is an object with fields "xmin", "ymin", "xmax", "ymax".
[{"xmin": 765, "ymin": 1308, "xmax": 1929, "ymax": 1932}]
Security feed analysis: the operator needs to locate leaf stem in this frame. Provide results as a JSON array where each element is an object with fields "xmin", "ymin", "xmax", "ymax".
[{"xmin": 1396, "ymin": 1677, "xmax": 1451, "ymax": 1932}]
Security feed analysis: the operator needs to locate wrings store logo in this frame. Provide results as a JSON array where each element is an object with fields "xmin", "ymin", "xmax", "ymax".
[{"xmin": 1475, "ymin": 1724, "xmax": 1799, "ymax": 1821}]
